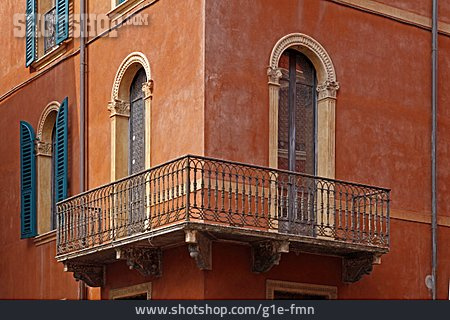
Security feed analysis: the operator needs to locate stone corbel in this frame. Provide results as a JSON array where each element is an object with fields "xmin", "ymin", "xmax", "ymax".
[
  {"xmin": 142, "ymin": 80, "xmax": 154, "ymax": 100},
  {"xmin": 317, "ymin": 81, "xmax": 340, "ymax": 101},
  {"xmin": 267, "ymin": 67, "xmax": 283, "ymax": 86},
  {"xmin": 64, "ymin": 262, "xmax": 105, "ymax": 287},
  {"xmin": 35, "ymin": 140, "xmax": 52, "ymax": 157},
  {"xmin": 342, "ymin": 253, "xmax": 379, "ymax": 283},
  {"xmin": 252, "ymin": 240, "xmax": 290, "ymax": 273},
  {"xmin": 185, "ymin": 230, "xmax": 212, "ymax": 270},
  {"xmin": 108, "ymin": 99, "xmax": 130, "ymax": 117},
  {"xmin": 116, "ymin": 247, "xmax": 162, "ymax": 277}
]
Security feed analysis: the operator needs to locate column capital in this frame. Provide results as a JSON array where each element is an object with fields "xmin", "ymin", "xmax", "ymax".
[
  {"xmin": 108, "ymin": 99, "xmax": 130, "ymax": 117},
  {"xmin": 267, "ymin": 67, "xmax": 283, "ymax": 86},
  {"xmin": 35, "ymin": 140, "xmax": 52, "ymax": 157},
  {"xmin": 317, "ymin": 81, "xmax": 340, "ymax": 100},
  {"xmin": 142, "ymin": 80, "xmax": 154, "ymax": 100}
]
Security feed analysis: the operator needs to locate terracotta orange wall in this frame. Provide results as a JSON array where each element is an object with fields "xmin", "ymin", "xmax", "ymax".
[
  {"xmin": 0, "ymin": 0, "xmax": 205, "ymax": 299},
  {"xmin": 202, "ymin": 0, "xmax": 450, "ymax": 298},
  {"xmin": 203, "ymin": 0, "xmax": 448, "ymax": 213},
  {"xmin": 86, "ymin": 0, "xmax": 205, "ymax": 189},
  {"xmin": 0, "ymin": 56, "xmax": 81, "ymax": 298}
]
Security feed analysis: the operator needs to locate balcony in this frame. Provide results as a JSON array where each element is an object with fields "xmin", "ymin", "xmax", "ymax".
[{"xmin": 56, "ymin": 155, "xmax": 390, "ymax": 286}]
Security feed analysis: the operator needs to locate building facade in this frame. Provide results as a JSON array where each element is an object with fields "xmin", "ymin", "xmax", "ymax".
[{"xmin": 0, "ymin": 0, "xmax": 449, "ymax": 299}]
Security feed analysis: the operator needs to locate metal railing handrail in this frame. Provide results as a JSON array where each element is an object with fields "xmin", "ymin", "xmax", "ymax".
[{"xmin": 57, "ymin": 154, "xmax": 391, "ymax": 206}]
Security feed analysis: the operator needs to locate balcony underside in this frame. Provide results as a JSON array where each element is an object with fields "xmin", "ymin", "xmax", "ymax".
[{"xmin": 57, "ymin": 221, "xmax": 387, "ymax": 287}]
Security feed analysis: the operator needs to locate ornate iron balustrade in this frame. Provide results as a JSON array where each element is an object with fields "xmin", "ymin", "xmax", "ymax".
[{"xmin": 56, "ymin": 155, "xmax": 390, "ymax": 256}]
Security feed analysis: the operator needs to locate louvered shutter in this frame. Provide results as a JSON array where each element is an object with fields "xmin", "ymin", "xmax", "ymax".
[
  {"xmin": 55, "ymin": 98, "xmax": 68, "ymax": 202},
  {"xmin": 56, "ymin": 0, "xmax": 69, "ymax": 45},
  {"xmin": 25, "ymin": 0, "xmax": 36, "ymax": 67},
  {"xmin": 20, "ymin": 121, "xmax": 37, "ymax": 238}
]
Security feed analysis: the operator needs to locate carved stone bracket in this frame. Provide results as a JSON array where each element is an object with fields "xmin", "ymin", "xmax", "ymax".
[
  {"xmin": 116, "ymin": 247, "xmax": 162, "ymax": 277},
  {"xmin": 317, "ymin": 80, "xmax": 340, "ymax": 100},
  {"xmin": 185, "ymin": 230, "xmax": 212, "ymax": 270},
  {"xmin": 342, "ymin": 253, "xmax": 378, "ymax": 283},
  {"xmin": 108, "ymin": 99, "xmax": 130, "ymax": 117},
  {"xmin": 252, "ymin": 240, "xmax": 290, "ymax": 273},
  {"xmin": 267, "ymin": 67, "xmax": 283, "ymax": 86},
  {"xmin": 35, "ymin": 140, "xmax": 52, "ymax": 157},
  {"xmin": 142, "ymin": 80, "xmax": 154, "ymax": 100},
  {"xmin": 64, "ymin": 262, "xmax": 105, "ymax": 287}
]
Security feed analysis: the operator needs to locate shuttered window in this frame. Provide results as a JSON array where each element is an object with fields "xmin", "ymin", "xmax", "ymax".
[
  {"xmin": 54, "ymin": 97, "xmax": 69, "ymax": 202},
  {"xmin": 55, "ymin": 0, "xmax": 69, "ymax": 45},
  {"xmin": 25, "ymin": 0, "xmax": 36, "ymax": 66},
  {"xmin": 26, "ymin": 0, "xmax": 69, "ymax": 67},
  {"xmin": 20, "ymin": 121, "xmax": 37, "ymax": 238}
]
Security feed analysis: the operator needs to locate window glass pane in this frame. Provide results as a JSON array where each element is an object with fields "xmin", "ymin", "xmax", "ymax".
[
  {"xmin": 277, "ymin": 51, "xmax": 316, "ymax": 174},
  {"xmin": 295, "ymin": 53, "xmax": 315, "ymax": 174},
  {"xmin": 129, "ymin": 68, "xmax": 147, "ymax": 175}
]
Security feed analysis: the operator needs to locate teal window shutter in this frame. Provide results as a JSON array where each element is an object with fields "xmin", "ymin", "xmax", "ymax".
[
  {"xmin": 56, "ymin": 0, "xmax": 69, "ymax": 45},
  {"xmin": 20, "ymin": 121, "xmax": 37, "ymax": 238},
  {"xmin": 55, "ymin": 97, "xmax": 69, "ymax": 202},
  {"xmin": 25, "ymin": 0, "xmax": 36, "ymax": 67}
]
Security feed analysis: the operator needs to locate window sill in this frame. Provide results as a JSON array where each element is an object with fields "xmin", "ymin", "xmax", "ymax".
[
  {"xmin": 107, "ymin": 0, "xmax": 147, "ymax": 22},
  {"xmin": 34, "ymin": 230, "xmax": 57, "ymax": 247},
  {"xmin": 31, "ymin": 43, "xmax": 67, "ymax": 71}
]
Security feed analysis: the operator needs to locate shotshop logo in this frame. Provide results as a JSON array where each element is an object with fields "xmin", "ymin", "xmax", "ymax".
[{"xmin": 13, "ymin": 13, "xmax": 149, "ymax": 39}]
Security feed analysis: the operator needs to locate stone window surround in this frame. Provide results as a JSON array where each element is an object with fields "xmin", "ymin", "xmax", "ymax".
[
  {"xmin": 109, "ymin": 51, "xmax": 153, "ymax": 181},
  {"xmin": 35, "ymin": 101, "xmax": 60, "ymax": 235},
  {"xmin": 268, "ymin": 33, "xmax": 339, "ymax": 179},
  {"xmin": 266, "ymin": 279, "xmax": 337, "ymax": 299},
  {"xmin": 109, "ymin": 282, "xmax": 152, "ymax": 300}
]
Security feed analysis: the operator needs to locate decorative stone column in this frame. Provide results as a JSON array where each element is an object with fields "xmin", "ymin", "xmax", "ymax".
[
  {"xmin": 316, "ymin": 81, "xmax": 339, "ymax": 179},
  {"xmin": 142, "ymin": 80, "xmax": 153, "ymax": 170},
  {"xmin": 267, "ymin": 67, "xmax": 283, "ymax": 169},
  {"xmin": 108, "ymin": 99, "xmax": 130, "ymax": 181}
]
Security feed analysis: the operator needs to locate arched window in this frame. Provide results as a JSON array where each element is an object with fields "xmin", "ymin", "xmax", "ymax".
[
  {"xmin": 109, "ymin": 52, "xmax": 153, "ymax": 181},
  {"xmin": 268, "ymin": 33, "xmax": 339, "ymax": 179},
  {"xmin": 35, "ymin": 99, "xmax": 68, "ymax": 235},
  {"xmin": 277, "ymin": 50, "xmax": 316, "ymax": 174},
  {"xmin": 129, "ymin": 68, "xmax": 147, "ymax": 174}
]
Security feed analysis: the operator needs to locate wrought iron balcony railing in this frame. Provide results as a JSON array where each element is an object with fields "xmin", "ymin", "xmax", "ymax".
[{"xmin": 56, "ymin": 155, "xmax": 390, "ymax": 257}]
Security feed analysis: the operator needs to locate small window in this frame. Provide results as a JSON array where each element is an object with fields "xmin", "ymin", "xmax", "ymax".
[
  {"xmin": 110, "ymin": 282, "xmax": 152, "ymax": 300},
  {"xmin": 266, "ymin": 280, "xmax": 337, "ymax": 300},
  {"xmin": 26, "ymin": 0, "xmax": 70, "ymax": 66},
  {"xmin": 273, "ymin": 291, "xmax": 328, "ymax": 300}
]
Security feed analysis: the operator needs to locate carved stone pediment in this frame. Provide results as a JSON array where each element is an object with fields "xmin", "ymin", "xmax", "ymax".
[
  {"xmin": 252, "ymin": 240, "xmax": 290, "ymax": 273},
  {"xmin": 116, "ymin": 247, "xmax": 162, "ymax": 277},
  {"xmin": 64, "ymin": 262, "xmax": 104, "ymax": 287}
]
